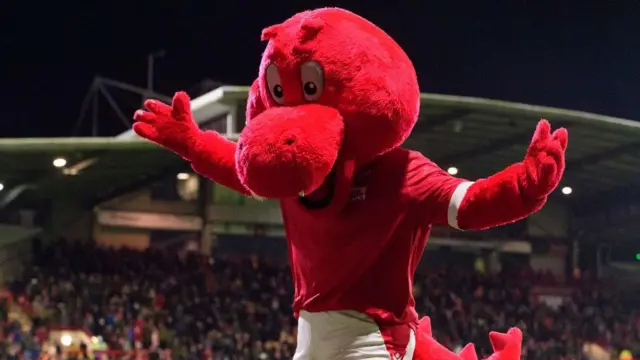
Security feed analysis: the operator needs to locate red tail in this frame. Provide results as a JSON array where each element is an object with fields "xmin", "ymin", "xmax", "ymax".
[{"xmin": 413, "ymin": 316, "xmax": 522, "ymax": 360}]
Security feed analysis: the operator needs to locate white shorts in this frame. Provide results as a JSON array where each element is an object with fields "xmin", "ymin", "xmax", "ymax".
[{"xmin": 294, "ymin": 310, "xmax": 416, "ymax": 360}]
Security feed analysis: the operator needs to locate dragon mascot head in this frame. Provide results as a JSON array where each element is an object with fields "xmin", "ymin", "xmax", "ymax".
[{"xmin": 236, "ymin": 8, "xmax": 419, "ymax": 211}]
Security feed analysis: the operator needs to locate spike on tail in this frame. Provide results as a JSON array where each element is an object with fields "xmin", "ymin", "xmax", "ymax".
[
  {"xmin": 458, "ymin": 344, "xmax": 478, "ymax": 360},
  {"xmin": 486, "ymin": 327, "xmax": 522, "ymax": 360},
  {"xmin": 414, "ymin": 334, "xmax": 464, "ymax": 360},
  {"xmin": 414, "ymin": 317, "xmax": 461, "ymax": 360},
  {"xmin": 412, "ymin": 317, "xmax": 522, "ymax": 360}
]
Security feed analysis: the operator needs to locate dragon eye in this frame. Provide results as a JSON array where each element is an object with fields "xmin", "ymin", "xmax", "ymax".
[
  {"xmin": 300, "ymin": 61, "xmax": 324, "ymax": 102},
  {"xmin": 266, "ymin": 63, "xmax": 285, "ymax": 105}
]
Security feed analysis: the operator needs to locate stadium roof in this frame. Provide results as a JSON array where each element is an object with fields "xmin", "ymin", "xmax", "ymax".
[{"xmin": 1, "ymin": 86, "xmax": 640, "ymax": 226}]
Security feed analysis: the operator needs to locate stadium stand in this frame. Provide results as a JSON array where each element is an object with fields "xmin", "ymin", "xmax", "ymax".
[{"xmin": 1, "ymin": 86, "xmax": 640, "ymax": 359}]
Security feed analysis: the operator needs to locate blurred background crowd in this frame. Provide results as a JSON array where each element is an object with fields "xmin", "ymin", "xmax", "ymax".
[{"xmin": 0, "ymin": 240, "xmax": 636, "ymax": 360}]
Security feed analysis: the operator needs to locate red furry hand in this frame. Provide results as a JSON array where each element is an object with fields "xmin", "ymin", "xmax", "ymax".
[
  {"xmin": 133, "ymin": 91, "xmax": 199, "ymax": 159},
  {"xmin": 520, "ymin": 120, "xmax": 568, "ymax": 201}
]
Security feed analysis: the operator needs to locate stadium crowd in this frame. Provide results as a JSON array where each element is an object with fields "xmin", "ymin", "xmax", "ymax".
[{"xmin": 0, "ymin": 239, "xmax": 637, "ymax": 359}]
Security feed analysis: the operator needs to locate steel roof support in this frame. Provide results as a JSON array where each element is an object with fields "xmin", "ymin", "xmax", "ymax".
[
  {"xmin": 565, "ymin": 142, "xmax": 640, "ymax": 171},
  {"xmin": 412, "ymin": 110, "xmax": 471, "ymax": 133},
  {"xmin": 90, "ymin": 162, "xmax": 189, "ymax": 207},
  {"xmin": 435, "ymin": 120, "xmax": 571, "ymax": 165},
  {"xmin": 72, "ymin": 76, "xmax": 171, "ymax": 137}
]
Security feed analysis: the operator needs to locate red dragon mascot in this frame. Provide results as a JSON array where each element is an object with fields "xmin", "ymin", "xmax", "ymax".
[{"xmin": 133, "ymin": 7, "xmax": 567, "ymax": 360}]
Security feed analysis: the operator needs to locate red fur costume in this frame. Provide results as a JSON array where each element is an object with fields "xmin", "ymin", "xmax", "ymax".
[{"xmin": 133, "ymin": 8, "xmax": 567, "ymax": 360}]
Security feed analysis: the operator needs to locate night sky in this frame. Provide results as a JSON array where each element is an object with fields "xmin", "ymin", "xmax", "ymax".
[{"xmin": 2, "ymin": 1, "xmax": 639, "ymax": 138}]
